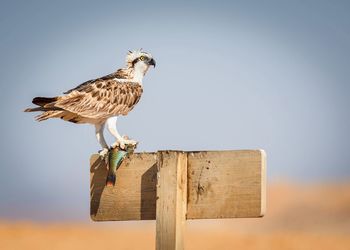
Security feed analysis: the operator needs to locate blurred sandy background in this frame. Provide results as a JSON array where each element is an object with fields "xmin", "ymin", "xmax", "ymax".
[
  {"xmin": 1, "ymin": 1, "xmax": 350, "ymax": 249},
  {"xmin": 1, "ymin": 183, "xmax": 350, "ymax": 250}
]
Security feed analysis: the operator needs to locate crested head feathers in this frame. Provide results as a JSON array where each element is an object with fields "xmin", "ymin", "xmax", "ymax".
[{"xmin": 126, "ymin": 49, "xmax": 153, "ymax": 68}]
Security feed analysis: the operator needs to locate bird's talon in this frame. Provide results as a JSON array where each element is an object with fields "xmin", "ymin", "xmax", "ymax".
[
  {"xmin": 99, "ymin": 148, "xmax": 109, "ymax": 158},
  {"xmin": 112, "ymin": 138, "xmax": 137, "ymax": 150},
  {"xmin": 111, "ymin": 141, "xmax": 119, "ymax": 149}
]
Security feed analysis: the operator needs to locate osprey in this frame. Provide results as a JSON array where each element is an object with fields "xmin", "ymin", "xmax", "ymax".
[{"xmin": 25, "ymin": 49, "xmax": 156, "ymax": 156}]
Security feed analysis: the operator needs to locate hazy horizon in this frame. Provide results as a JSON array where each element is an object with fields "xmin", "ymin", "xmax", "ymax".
[{"xmin": 1, "ymin": 0, "xmax": 349, "ymax": 221}]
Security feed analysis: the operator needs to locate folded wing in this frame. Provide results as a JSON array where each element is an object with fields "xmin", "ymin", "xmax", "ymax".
[
  {"xmin": 54, "ymin": 79, "xmax": 143, "ymax": 120},
  {"xmin": 25, "ymin": 76, "xmax": 143, "ymax": 124}
]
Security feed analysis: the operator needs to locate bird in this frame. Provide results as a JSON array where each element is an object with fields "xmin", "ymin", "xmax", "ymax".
[{"xmin": 24, "ymin": 49, "xmax": 156, "ymax": 156}]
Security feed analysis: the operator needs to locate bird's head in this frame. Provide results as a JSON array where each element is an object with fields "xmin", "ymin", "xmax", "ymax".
[{"xmin": 126, "ymin": 49, "xmax": 155, "ymax": 82}]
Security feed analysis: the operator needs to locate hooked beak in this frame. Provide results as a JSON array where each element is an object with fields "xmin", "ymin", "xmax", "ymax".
[{"xmin": 148, "ymin": 58, "xmax": 156, "ymax": 67}]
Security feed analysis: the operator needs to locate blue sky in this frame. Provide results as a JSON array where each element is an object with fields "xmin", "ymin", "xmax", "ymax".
[{"xmin": 0, "ymin": 0, "xmax": 349, "ymax": 221}]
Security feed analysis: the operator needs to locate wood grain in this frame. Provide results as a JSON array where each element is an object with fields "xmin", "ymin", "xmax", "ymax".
[
  {"xmin": 156, "ymin": 151, "xmax": 187, "ymax": 250},
  {"xmin": 187, "ymin": 150, "xmax": 266, "ymax": 219},
  {"xmin": 90, "ymin": 153, "xmax": 157, "ymax": 221},
  {"xmin": 90, "ymin": 150, "xmax": 266, "ymax": 221}
]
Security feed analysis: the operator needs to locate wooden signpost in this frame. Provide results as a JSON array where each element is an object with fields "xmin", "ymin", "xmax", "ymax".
[{"xmin": 90, "ymin": 149, "xmax": 266, "ymax": 250}]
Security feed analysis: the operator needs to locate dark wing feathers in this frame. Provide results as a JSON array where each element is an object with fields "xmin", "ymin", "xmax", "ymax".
[{"xmin": 32, "ymin": 97, "xmax": 58, "ymax": 106}]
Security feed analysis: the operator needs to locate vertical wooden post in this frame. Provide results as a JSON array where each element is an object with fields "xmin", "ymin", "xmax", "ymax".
[{"xmin": 156, "ymin": 151, "xmax": 187, "ymax": 250}]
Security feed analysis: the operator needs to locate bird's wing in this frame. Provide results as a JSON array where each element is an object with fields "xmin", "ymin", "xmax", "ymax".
[
  {"xmin": 64, "ymin": 69, "xmax": 129, "ymax": 94},
  {"xmin": 51, "ymin": 79, "xmax": 143, "ymax": 120}
]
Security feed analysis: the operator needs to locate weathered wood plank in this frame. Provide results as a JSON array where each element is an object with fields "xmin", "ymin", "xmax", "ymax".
[
  {"xmin": 90, "ymin": 153, "xmax": 157, "ymax": 221},
  {"xmin": 187, "ymin": 150, "xmax": 266, "ymax": 219},
  {"xmin": 90, "ymin": 150, "xmax": 266, "ymax": 221},
  {"xmin": 156, "ymin": 151, "xmax": 187, "ymax": 250},
  {"xmin": 261, "ymin": 150, "xmax": 267, "ymax": 216}
]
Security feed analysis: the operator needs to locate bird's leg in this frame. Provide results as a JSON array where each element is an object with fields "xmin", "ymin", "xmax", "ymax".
[
  {"xmin": 106, "ymin": 116, "xmax": 137, "ymax": 149},
  {"xmin": 95, "ymin": 123, "xmax": 109, "ymax": 157}
]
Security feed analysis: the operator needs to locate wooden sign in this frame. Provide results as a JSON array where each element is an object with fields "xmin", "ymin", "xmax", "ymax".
[
  {"xmin": 90, "ymin": 150, "xmax": 266, "ymax": 220},
  {"xmin": 90, "ymin": 149, "xmax": 266, "ymax": 250}
]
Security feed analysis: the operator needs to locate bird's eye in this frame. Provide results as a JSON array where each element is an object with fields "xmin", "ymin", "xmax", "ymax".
[{"xmin": 139, "ymin": 56, "xmax": 145, "ymax": 61}]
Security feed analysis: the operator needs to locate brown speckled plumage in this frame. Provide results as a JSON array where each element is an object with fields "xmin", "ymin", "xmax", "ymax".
[{"xmin": 25, "ymin": 70, "xmax": 143, "ymax": 124}]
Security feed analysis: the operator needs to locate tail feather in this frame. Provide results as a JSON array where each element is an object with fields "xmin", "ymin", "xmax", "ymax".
[
  {"xmin": 35, "ymin": 110, "xmax": 64, "ymax": 122},
  {"xmin": 24, "ymin": 107, "xmax": 62, "ymax": 112},
  {"xmin": 34, "ymin": 110, "xmax": 83, "ymax": 123},
  {"xmin": 25, "ymin": 96, "xmax": 84, "ymax": 124},
  {"xmin": 24, "ymin": 107, "xmax": 44, "ymax": 112},
  {"xmin": 24, "ymin": 96, "xmax": 60, "ymax": 113},
  {"xmin": 32, "ymin": 97, "xmax": 58, "ymax": 107}
]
